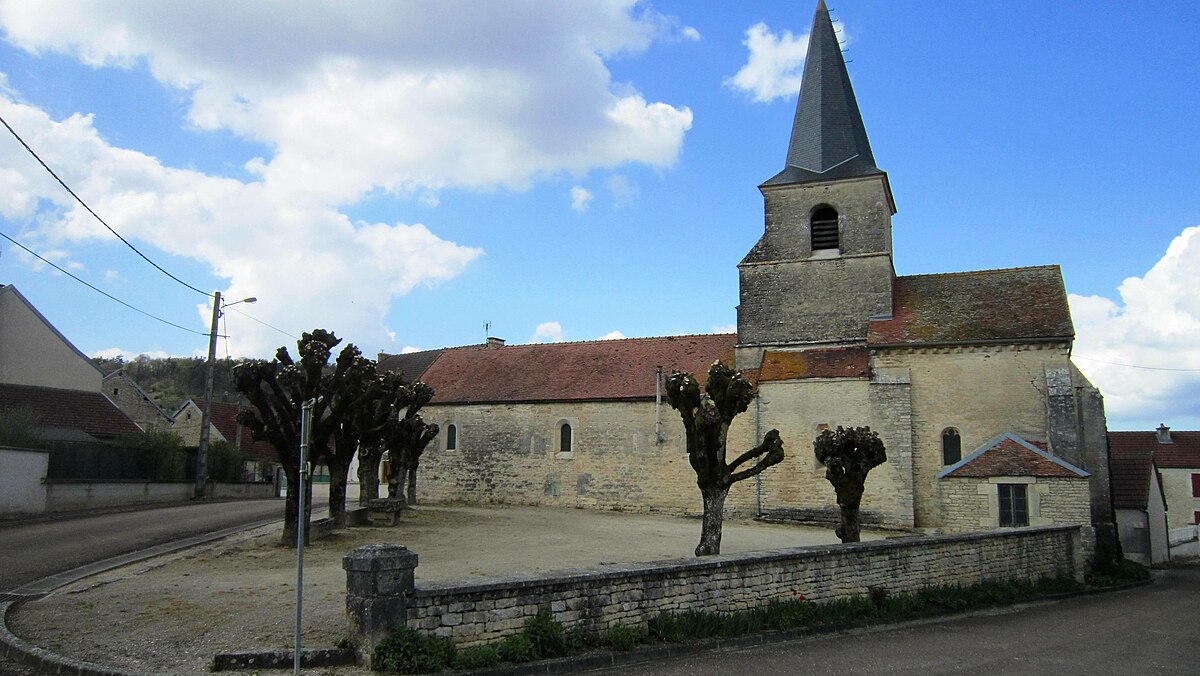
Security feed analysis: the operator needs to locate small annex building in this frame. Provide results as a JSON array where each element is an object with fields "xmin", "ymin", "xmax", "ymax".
[{"xmin": 378, "ymin": 2, "xmax": 1113, "ymax": 551}]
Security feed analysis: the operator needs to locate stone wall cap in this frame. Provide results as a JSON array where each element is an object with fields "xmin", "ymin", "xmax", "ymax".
[{"xmin": 343, "ymin": 543, "xmax": 418, "ymax": 571}]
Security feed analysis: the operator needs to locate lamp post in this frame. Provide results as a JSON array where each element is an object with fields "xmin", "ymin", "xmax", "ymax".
[{"xmin": 195, "ymin": 291, "xmax": 257, "ymax": 499}]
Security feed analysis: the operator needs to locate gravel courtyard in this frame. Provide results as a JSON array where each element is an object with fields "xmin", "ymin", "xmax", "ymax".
[{"xmin": 8, "ymin": 504, "xmax": 878, "ymax": 674}]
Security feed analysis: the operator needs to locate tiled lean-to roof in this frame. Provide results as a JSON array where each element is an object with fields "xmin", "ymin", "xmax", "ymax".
[
  {"xmin": 1107, "ymin": 446, "xmax": 1158, "ymax": 511},
  {"xmin": 939, "ymin": 433, "xmax": 1088, "ymax": 479},
  {"xmin": 380, "ymin": 334, "xmax": 736, "ymax": 405},
  {"xmin": 868, "ymin": 266, "xmax": 1074, "ymax": 347},
  {"xmin": 757, "ymin": 347, "xmax": 870, "ymax": 382},
  {"xmin": 0, "ymin": 383, "xmax": 142, "ymax": 439}
]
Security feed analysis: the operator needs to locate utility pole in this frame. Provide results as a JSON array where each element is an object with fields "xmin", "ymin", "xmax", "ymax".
[{"xmin": 195, "ymin": 290, "xmax": 221, "ymax": 499}]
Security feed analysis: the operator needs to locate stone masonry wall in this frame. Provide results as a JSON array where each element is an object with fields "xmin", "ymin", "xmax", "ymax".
[
  {"xmin": 871, "ymin": 343, "xmax": 1072, "ymax": 529},
  {"xmin": 391, "ymin": 526, "xmax": 1082, "ymax": 647},
  {"xmin": 416, "ymin": 400, "xmax": 760, "ymax": 518},
  {"xmin": 940, "ymin": 477, "xmax": 1090, "ymax": 532}
]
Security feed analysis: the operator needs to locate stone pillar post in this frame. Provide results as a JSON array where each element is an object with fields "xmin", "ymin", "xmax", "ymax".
[{"xmin": 344, "ymin": 544, "xmax": 418, "ymax": 666}]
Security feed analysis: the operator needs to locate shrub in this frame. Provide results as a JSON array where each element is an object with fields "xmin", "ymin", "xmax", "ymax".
[
  {"xmin": 496, "ymin": 633, "xmax": 538, "ymax": 664},
  {"xmin": 1087, "ymin": 559, "xmax": 1150, "ymax": 587},
  {"xmin": 525, "ymin": 608, "xmax": 570, "ymax": 658},
  {"xmin": 373, "ymin": 625, "xmax": 455, "ymax": 673},
  {"xmin": 602, "ymin": 625, "xmax": 647, "ymax": 652},
  {"xmin": 454, "ymin": 644, "xmax": 501, "ymax": 669}
]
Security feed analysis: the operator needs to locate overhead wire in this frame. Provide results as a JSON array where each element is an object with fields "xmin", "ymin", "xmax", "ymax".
[
  {"xmin": 1073, "ymin": 355, "xmax": 1200, "ymax": 372},
  {"xmin": 0, "ymin": 230, "xmax": 210, "ymax": 337},
  {"xmin": 229, "ymin": 306, "xmax": 298, "ymax": 340},
  {"xmin": 0, "ymin": 112, "xmax": 210, "ymax": 297}
]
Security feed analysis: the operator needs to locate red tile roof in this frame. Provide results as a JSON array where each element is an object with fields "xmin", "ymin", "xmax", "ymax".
[
  {"xmin": 1108, "ymin": 446, "xmax": 1157, "ymax": 510},
  {"xmin": 758, "ymin": 347, "xmax": 869, "ymax": 381},
  {"xmin": 868, "ymin": 266, "xmax": 1074, "ymax": 346},
  {"xmin": 940, "ymin": 433, "xmax": 1088, "ymax": 479},
  {"xmin": 377, "ymin": 348, "xmax": 444, "ymax": 382},
  {"xmin": 387, "ymin": 334, "xmax": 737, "ymax": 404},
  {"xmin": 204, "ymin": 400, "xmax": 277, "ymax": 460},
  {"xmin": 1108, "ymin": 430, "xmax": 1200, "ymax": 470},
  {"xmin": 0, "ymin": 383, "xmax": 142, "ymax": 439}
]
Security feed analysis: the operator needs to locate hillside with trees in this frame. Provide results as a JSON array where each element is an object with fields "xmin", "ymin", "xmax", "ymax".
[{"xmin": 92, "ymin": 355, "xmax": 245, "ymax": 413}]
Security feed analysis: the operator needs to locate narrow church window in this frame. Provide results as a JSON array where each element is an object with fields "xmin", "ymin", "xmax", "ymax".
[
  {"xmin": 113, "ymin": 387, "xmax": 119, "ymax": 396},
  {"xmin": 810, "ymin": 206, "xmax": 840, "ymax": 251},
  {"xmin": 998, "ymin": 484, "xmax": 1028, "ymax": 527},
  {"xmin": 446, "ymin": 424, "xmax": 457, "ymax": 451},
  {"xmin": 941, "ymin": 428, "xmax": 961, "ymax": 465},
  {"xmin": 560, "ymin": 423, "xmax": 573, "ymax": 453}
]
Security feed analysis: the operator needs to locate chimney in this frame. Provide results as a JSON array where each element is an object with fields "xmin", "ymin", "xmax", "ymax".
[
  {"xmin": 486, "ymin": 336, "xmax": 506, "ymax": 348},
  {"xmin": 1156, "ymin": 423, "xmax": 1173, "ymax": 444}
]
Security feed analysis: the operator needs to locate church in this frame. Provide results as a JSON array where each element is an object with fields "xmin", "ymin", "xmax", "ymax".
[{"xmin": 379, "ymin": 2, "xmax": 1113, "ymax": 554}]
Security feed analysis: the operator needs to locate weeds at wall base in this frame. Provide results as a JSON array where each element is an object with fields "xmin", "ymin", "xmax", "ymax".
[{"xmin": 371, "ymin": 575, "xmax": 1088, "ymax": 673}]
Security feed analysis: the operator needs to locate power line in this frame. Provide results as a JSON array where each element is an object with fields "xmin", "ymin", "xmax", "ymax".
[
  {"xmin": 0, "ymin": 230, "xmax": 210, "ymax": 337},
  {"xmin": 1074, "ymin": 355, "xmax": 1200, "ymax": 372},
  {"xmin": 229, "ymin": 306, "xmax": 298, "ymax": 340},
  {"xmin": 0, "ymin": 112, "xmax": 210, "ymax": 297}
]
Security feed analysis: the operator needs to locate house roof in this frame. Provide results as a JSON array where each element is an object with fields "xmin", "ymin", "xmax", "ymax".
[
  {"xmin": 1109, "ymin": 430, "xmax": 1200, "ymax": 469},
  {"xmin": 1108, "ymin": 446, "xmax": 1159, "ymax": 511},
  {"xmin": 382, "ymin": 334, "xmax": 736, "ymax": 404},
  {"xmin": 377, "ymin": 347, "xmax": 445, "ymax": 383},
  {"xmin": 0, "ymin": 382, "xmax": 142, "ymax": 439},
  {"xmin": 762, "ymin": 0, "xmax": 880, "ymax": 187},
  {"xmin": 207, "ymin": 400, "xmax": 277, "ymax": 461},
  {"xmin": 939, "ymin": 432, "xmax": 1089, "ymax": 479},
  {"xmin": 867, "ymin": 266, "xmax": 1075, "ymax": 347},
  {"xmin": 758, "ymin": 346, "xmax": 869, "ymax": 382}
]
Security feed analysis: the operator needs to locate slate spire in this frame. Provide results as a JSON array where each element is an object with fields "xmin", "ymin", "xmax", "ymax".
[{"xmin": 764, "ymin": 0, "xmax": 880, "ymax": 186}]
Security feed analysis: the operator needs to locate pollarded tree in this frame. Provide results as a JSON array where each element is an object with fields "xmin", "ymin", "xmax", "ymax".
[
  {"xmin": 386, "ymin": 381, "xmax": 439, "ymax": 505},
  {"xmin": 234, "ymin": 329, "xmax": 357, "ymax": 544},
  {"xmin": 355, "ymin": 371, "xmax": 407, "ymax": 505},
  {"xmin": 813, "ymin": 426, "xmax": 887, "ymax": 543},
  {"xmin": 665, "ymin": 361, "xmax": 785, "ymax": 556}
]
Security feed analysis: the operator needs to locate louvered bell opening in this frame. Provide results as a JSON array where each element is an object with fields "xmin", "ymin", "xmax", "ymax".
[{"xmin": 810, "ymin": 207, "xmax": 840, "ymax": 251}]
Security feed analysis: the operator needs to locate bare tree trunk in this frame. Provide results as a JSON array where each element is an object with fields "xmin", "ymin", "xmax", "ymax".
[
  {"xmin": 695, "ymin": 485, "xmax": 729, "ymax": 556},
  {"xmin": 405, "ymin": 463, "xmax": 418, "ymax": 505},
  {"xmin": 836, "ymin": 504, "xmax": 861, "ymax": 543},
  {"xmin": 357, "ymin": 451, "xmax": 381, "ymax": 505},
  {"xmin": 327, "ymin": 458, "xmax": 349, "ymax": 527},
  {"xmin": 281, "ymin": 466, "xmax": 313, "ymax": 547},
  {"xmin": 390, "ymin": 465, "xmax": 408, "ymax": 503}
]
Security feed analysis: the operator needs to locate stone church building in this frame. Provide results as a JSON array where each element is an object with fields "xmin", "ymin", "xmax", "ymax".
[{"xmin": 379, "ymin": 2, "xmax": 1113, "ymax": 550}]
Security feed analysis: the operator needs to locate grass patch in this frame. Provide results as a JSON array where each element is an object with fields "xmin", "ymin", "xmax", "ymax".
[{"xmin": 373, "ymin": 575, "xmax": 1086, "ymax": 672}]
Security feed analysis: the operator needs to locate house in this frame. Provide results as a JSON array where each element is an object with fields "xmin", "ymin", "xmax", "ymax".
[
  {"xmin": 103, "ymin": 369, "xmax": 176, "ymax": 432},
  {"xmin": 1107, "ymin": 441, "xmax": 1170, "ymax": 566},
  {"xmin": 1110, "ymin": 426, "xmax": 1200, "ymax": 530},
  {"xmin": 377, "ymin": 2, "xmax": 1113, "ymax": 554},
  {"xmin": 0, "ymin": 284, "xmax": 141, "ymax": 442},
  {"xmin": 174, "ymin": 398, "xmax": 279, "ymax": 481}
]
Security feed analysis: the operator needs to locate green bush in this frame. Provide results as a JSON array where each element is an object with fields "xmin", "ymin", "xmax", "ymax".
[
  {"xmin": 0, "ymin": 407, "xmax": 43, "ymax": 449},
  {"xmin": 525, "ymin": 608, "xmax": 571, "ymax": 658},
  {"xmin": 602, "ymin": 625, "xmax": 647, "ymax": 651},
  {"xmin": 454, "ymin": 644, "xmax": 501, "ymax": 669},
  {"xmin": 1087, "ymin": 559, "xmax": 1150, "ymax": 587},
  {"xmin": 115, "ymin": 428, "xmax": 188, "ymax": 480},
  {"xmin": 373, "ymin": 625, "xmax": 455, "ymax": 673},
  {"xmin": 496, "ymin": 633, "xmax": 538, "ymax": 663}
]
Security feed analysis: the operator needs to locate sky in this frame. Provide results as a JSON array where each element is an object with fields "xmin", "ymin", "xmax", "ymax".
[{"xmin": 0, "ymin": 1, "xmax": 1198, "ymax": 432}]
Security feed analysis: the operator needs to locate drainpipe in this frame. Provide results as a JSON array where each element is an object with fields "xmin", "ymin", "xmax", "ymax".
[
  {"xmin": 655, "ymin": 366, "xmax": 663, "ymax": 444},
  {"xmin": 754, "ymin": 396, "xmax": 762, "ymax": 517}
]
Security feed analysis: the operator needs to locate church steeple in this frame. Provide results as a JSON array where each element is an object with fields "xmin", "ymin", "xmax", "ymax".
[{"xmin": 763, "ymin": 0, "xmax": 880, "ymax": 186}]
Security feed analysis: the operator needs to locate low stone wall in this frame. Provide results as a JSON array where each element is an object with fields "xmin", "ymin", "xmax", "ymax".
[
  {"xmin": 344, "ymin": 525, "xmax": 1083, "ymax": 661},
  {"xmin": 45, "ymin": 480, "xmax": 274, "ymax": 511}
]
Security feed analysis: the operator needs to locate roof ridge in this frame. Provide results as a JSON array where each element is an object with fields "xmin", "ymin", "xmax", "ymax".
[
  {"xmin": 897, "ymin": 264, "xmax": 1061, "ymax": 281},
  {"xmin": 446, "ymin": 333, "xmax": 735, "ymax": 351}
]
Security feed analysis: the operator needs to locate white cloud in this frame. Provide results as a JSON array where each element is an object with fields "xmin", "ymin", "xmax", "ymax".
[
  {"xmin": 104, "ymin": 269, "xmax": 119, "ymax": 282},
  {"xmin": 530, "ymin": 321, "xmax": 566, "ymax": 343},
  {"xmin": 725, "ymin": 20, "xmax": 846, "ymax": 104},
  {"xmin": 1069, "ymin": 225, "xmax": 1200, "ymax": 429},
  {"xmin": 711, "ymin": 324, "xmax": 737, "ymax": 334},
  {"xmin": 400, "ymin": 346, "xmax": 422, "ymax": 354},
  {"xmin": 680, "ymin": 26, "xmax": 702, "ymax": 42},
  {"xmin": 597, "ymin": 330, "xmax": 626, "ymax": 340},
  {"xmin": 570, "ymin": 186, "xmax": 594, "ymax": 212},
  {"xmin": 0, "ymin": 2, "xmax": 698, "ymax": 356},
  {"xmin": 606, "ymin": 174, "xmax": 638, "ymax": 208}
]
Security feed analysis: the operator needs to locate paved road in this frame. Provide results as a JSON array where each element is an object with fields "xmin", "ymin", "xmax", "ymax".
[
  {"xmin": 0, "ymin": 499, "xmax": 294, "ymax": 592},
  {"xmin": 593, "ymin": 567, "xmax": 1200, "ymax": 676}
]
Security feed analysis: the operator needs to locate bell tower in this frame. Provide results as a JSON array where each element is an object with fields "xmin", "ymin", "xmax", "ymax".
[{"xmin": 736, "ymin": 0, "xmax": 897, "ymax": 369}]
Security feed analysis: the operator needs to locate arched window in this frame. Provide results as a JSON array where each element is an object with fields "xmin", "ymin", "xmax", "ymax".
[
  {"xmin": 446, "ymin": 423, "xmax": 457, "ymax": 451},
  {"xmin": 942, "ymin": 428, "xmax": 961, "ymax": 465},
  {"xmin": 810, "ymin": 206, "xmax": 840, "ymax": 251},
  {"xmin": 560, "ymin": 423, "xmax": 573, "ymax": 454}
]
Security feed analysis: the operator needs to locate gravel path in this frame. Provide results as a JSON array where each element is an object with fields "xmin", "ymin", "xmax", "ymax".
[{"xmin": 7, "ymin": 505, "xmax": 872, "ymax": 675}]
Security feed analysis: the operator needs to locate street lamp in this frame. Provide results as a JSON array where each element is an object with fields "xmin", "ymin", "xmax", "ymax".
[{"xmin": 195, "ymin": 291, "xmax": 257, "ymax": 499}]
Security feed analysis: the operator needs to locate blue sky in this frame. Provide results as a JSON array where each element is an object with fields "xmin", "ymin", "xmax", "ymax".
[{"xmin": 0, "ymin": 1, "xmax": 1197, "ymax": 431}]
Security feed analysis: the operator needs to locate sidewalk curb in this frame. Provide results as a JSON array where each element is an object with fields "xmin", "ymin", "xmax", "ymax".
[{"xmin": 0, "ymin": 518, "xmax": 281, "ymax": 676}]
